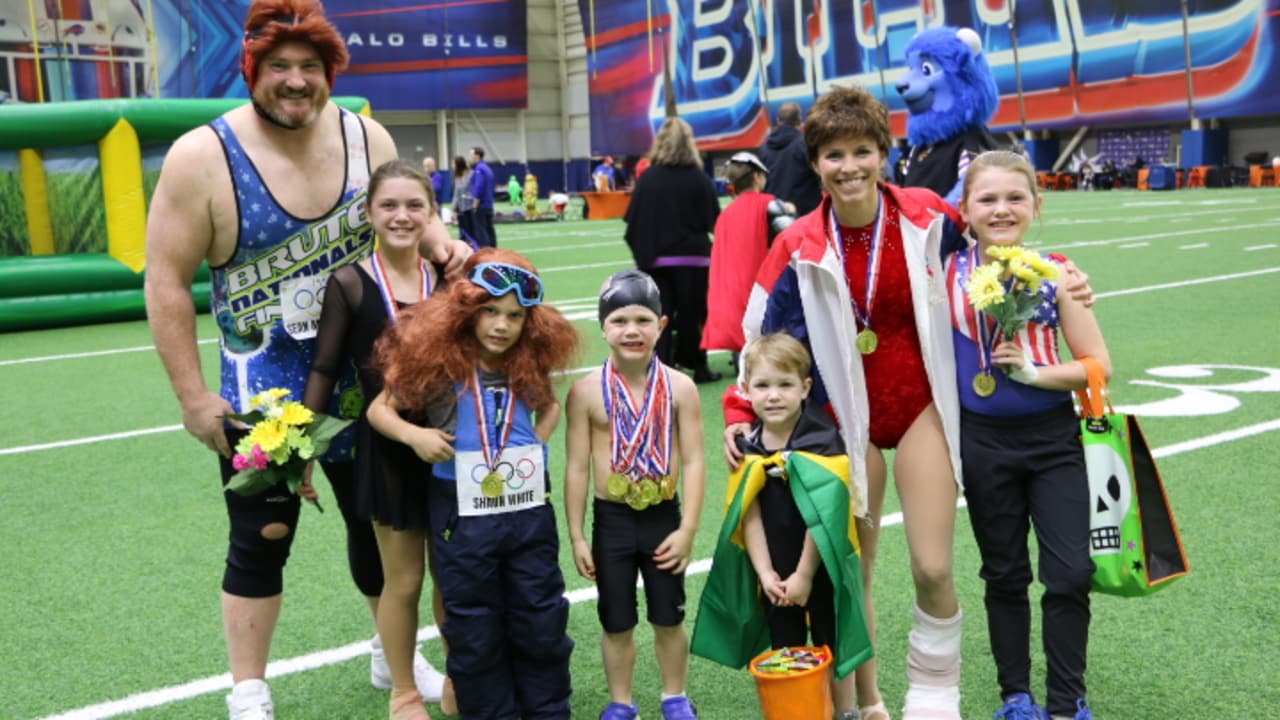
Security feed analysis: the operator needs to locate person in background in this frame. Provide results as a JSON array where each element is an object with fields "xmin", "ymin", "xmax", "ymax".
[
  {"xmin": 594, "ymin": 156, "xmax": 617, "ymax": 192},
  {"xmin": 468, "ymin": 146, "xmax": 496, "ymax": 248},
  {"xmin": 623, "ymin": 117, "xmax": 722, "ymax": 384},
  {"xmin": 452, "ymin": 155, "xmax": 476, "ymax": 245},
  {"xmin": 422, "ymin": 156, "xmax": 445, "ymax": 214},
  {"xmin": 759, "ymin": 101, "xmax": 822, "ymax": 216},
  {"xmin": 702, "ymin": 151, "xmax": 794, "ymax": 358},
  {"xmin": 143, "ymin": 2, "xmax": 467, "ymax": 717}
]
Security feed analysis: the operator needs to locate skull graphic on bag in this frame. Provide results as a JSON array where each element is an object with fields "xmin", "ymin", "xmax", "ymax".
[{"xmin": 1083, "ymin": 440, "xmax": 1131, "ymax": 555}]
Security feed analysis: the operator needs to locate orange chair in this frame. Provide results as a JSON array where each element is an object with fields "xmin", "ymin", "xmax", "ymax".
[
  {"xmin": 1137, "ymin": 168, "xmax": 1150, "ymax": 190},
  {"xmin": 1037, "ymin": 172, "xmax": 1053, "ymax": 190},
  {"xmin": 1186, "ymin": 166, "xmax": 1210, "ymax": 188},
  {"xmin": 1249, "ymin": 166, "xmax": 1276, "ymax": 187},
  {"xmin": 1055, "ymin": 174, "xmax": 1076, "ymax": 191}
]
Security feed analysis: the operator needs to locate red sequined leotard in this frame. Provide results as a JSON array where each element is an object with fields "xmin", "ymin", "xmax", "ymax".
[{"xmin": 839, "ymin": 193, "xmax": 932, "ymax": 449}]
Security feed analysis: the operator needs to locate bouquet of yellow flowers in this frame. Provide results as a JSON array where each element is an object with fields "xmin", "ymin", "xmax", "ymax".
[
  {"xmin": 224, "ymin": 388, "xmax": 353, "ymax": 509},
  {"xmin": 965, "ymin": 245, "xmax": 1059, "ymax": 340}
]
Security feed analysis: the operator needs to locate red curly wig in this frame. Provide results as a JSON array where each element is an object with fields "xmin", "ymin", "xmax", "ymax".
[
  {"xmin": 242, "ymin": 0, "xmax": 349, "ymax": 91},
  {"xmin": 374, "ymin": 248, "xmax": 582, "ymax": 415}
]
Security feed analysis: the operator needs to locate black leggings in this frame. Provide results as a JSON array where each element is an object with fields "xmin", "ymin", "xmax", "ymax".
[{"xmin": 321, "ymin": 460, "xmax": 385, "ymax": 597}]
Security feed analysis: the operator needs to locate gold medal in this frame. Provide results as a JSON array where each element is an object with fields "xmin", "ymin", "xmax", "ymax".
[
  {"xmin": 640, "ymin": 478, "xmax": 661, "ymax": 504},
  {"xmin": 625, "ymin": 483, "xmax": 649, "ymax": 510},
  {"xmin": 481, "ymin": 471, "xmax": 505, "ymax": 498},
  {"xmin": 973, "ymin": 373, "xmax": 997, "ymax": 398},
  {"xmin": 855, "ymin": 328, "xmax": 878, "ymax": 355},
  {"xmin": 606, "ymin": 473, "xmax": 630, "ymax": 500},
  {"xmin": 659, "ymin": 474, "xmax": 677, "ymax": 501}
]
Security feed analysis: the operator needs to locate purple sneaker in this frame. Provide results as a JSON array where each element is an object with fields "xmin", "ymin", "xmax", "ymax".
[
  {"xmin": 600, "ymin": 702, "xmax": 640, "ymax": 720},
  {"xmin": 660, "ymin": 696, "xmax": 699, "ymax": 720},
  {"xmin": 994, "ymin": 693, "xmax": 1049, "ymax": 720}
]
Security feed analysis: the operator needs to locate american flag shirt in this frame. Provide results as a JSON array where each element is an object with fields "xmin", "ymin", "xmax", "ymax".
[{"xmin": 946, "ymin": 246, "xmax": 1071, "ymax": 415}]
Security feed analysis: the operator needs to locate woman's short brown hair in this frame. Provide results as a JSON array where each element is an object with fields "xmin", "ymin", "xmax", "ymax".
[{"xmin": 803, "ymin": 85, "xmax": 892, "ymax": 163}]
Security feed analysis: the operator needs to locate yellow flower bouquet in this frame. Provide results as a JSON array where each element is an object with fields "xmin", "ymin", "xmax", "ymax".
[
  {"xmin": 224, "ymin": 388, "xmax": 353, "ymax": 509},
  {"xmin": 966, "ymin": 245, "xmax": 1059, "ymax": 341}
]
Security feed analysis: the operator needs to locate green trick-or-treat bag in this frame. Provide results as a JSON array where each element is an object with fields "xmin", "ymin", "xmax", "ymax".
[{"xmin": 1077, "ymin": 357, "xmax": 1190, "ymax": 598}]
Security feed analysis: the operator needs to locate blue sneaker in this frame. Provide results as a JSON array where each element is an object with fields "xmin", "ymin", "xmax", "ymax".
[
  {"xmin": 1071, "ymin": 698, "xmax": 1092, "ymax": 720},
  {"xmin": 600, "ymin": 702, "xmax": 639, "ymax": 720},
  {"xmin": 660, "ymin": 695, "xmax": 699, "ymax": 720},
  {"xmin": 994, "ymin": 693, "xmax": 1049, "ymax": 720}
]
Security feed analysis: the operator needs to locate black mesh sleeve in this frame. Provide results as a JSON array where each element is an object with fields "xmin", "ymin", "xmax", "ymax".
[{"xmin": 303, "ymin": 265, "xmax": 362, "ymax": 413}]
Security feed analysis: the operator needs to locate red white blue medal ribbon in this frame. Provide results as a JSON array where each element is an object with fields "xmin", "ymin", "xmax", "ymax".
[
  {"xmin": 601, "ymin": 358, "xmax": 672, "ymax": 479},
  {"xmin": 470, "ymin": 372, "xmax": 515, "ymax": 472},
  {"xmin": 370, "ymin": 251, "xmax": 431, "ymax": 324},
  {"xmin": 829, "ymin": 192, "xmax": 885, "ymax": 333},
  {"xmin": 958, "ymin": 246, "xmax": 997, "ymax": 374}
]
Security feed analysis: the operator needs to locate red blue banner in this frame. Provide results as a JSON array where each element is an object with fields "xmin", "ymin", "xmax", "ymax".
[
  {"xmin": 579, "ymin": 0, "xmax": 1280, "ymax": 157},
  {"xmin": 0, "ymin": 0, "xmax": 527, "ymax": 111}
]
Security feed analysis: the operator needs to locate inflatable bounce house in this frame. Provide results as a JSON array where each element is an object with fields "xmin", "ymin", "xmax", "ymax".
[{"xmin": 0, "ymin": 97, "xmax": 370, "ymax": 333}]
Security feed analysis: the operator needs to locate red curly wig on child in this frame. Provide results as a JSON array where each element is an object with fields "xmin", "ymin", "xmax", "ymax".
[
  {"xmin": 374, "ymin": 248, "xmax": 581, "ymax": 414},
  {"xmin": 242, "ymin": 0, "xmax": 349, "ymax": 91}
]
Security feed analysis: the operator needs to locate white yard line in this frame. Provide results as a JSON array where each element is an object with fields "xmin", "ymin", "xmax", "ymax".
[
  {"xmin": 35, "ymin": 418, "xmax": 1280, "ymax": 720},
  {"xmin": 1178, "ymin": 243, "xmax": 1210, "ymax": 250},
  {"xmin": 1244, "ymin": 244, "xmax": 1277, "ymax": 252}
]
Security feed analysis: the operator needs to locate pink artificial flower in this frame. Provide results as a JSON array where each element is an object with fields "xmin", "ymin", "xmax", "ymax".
[
  {"xmin": 232, "ymin": 454, "xmax": 251, "ymax": 471},
  {"xmin": 250, "ymin": 444, "xmax": 271, "ymax": 470}
]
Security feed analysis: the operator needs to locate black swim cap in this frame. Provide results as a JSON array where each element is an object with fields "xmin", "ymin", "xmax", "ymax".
[{"xmin": 598, "ymin": 269, "xmax": 662, "ymax": 325}]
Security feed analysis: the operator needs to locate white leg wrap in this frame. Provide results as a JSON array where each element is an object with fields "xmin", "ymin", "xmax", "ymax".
[{"xmin": 902, "ymin": 605, "xmax": 962, "ymax": 720}]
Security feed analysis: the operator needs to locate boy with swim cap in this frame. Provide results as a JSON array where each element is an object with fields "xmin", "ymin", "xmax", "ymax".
[{"xmin": 564, "ymin": 270, "xmax": 707, "ymax": 720}]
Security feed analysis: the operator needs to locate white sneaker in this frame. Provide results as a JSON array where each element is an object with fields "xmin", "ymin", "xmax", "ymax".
[
  {"xmin": 226, "ymin": 679, "xmax": 274, "ymax": 720},
  {"xmin": 370, "ymin": 636, "xmax": 447, "ymax": 703}
]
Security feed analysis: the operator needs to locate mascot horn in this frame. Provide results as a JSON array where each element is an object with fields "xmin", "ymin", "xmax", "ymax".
[{"xmin": 896, "ymin": 26, "xmax": 999, "ymax": 205}]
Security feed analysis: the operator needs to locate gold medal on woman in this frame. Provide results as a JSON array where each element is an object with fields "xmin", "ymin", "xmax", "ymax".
[
  {"xmin": 606, "ymin": 473, "xmax": 630, "ymax": 501},
  {"xmin": 973, "ymin": 372, "xmax": 997, "ymax": 398},
  {"xmin": 659, "ymin": 474, "xmax": 677, "ymax": 501},
  {"xmin": 481, "ymin": 471, "xmax": 505, "ymax": 498},
  {"xmin": 856, "ymin": 328, "xmax": 878, "ymax": 355}
]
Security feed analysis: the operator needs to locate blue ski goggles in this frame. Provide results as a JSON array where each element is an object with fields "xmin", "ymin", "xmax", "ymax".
[{"xmin": 470, "ymin": 262, "xmax": 545, "ymax": 307}]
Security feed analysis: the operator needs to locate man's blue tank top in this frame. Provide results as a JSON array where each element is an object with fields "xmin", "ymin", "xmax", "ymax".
[{"xmin": 208, "ymin": 108, "xmax": 372, "ymax": 460}]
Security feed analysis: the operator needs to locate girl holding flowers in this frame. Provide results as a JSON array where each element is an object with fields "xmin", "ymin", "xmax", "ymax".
[
  {"xmin": 368, "ymin": 248, "xmax": 580, "ymax": 720},
  {"xmin": 304, "ymin": 159, "xmax": 451, "ymax": 717},
  {"xmin": 948, "ymin": 150, "xmax": 1111, "ymax": 720}
]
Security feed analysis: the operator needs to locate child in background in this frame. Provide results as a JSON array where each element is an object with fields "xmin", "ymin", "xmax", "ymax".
[
  {"xmin": 550, "ymin": 191, "xmax": 570, "ymax": 221},
  {"xmin": 563, "ymin": 269, "xmax": 706, "ymax": 720},
  {"xmin": 948, "ymin": 150, "xmax": 1111, "ymax": 720},
  {"xmin": 692, "ymin": 333, "xmax": 871, "ymax": 720},
  {"xmin": 702, "ymin": 152, "xmax": 795, "ymax": 356},
  {"xmin": 368, "ymin": 248, "xmax": 580, "ymax": 720},
  {"xmin": 303, "ymin": 159, "xmax": 449, "ymax": 717},
  {"xmin": 524, "ymin": 173, "xmax": 540, "ymax": 219}
]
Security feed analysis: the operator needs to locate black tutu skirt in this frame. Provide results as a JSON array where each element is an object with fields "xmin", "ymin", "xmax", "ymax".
[{"xmin": 356, "ymin": 418, "xmax": 433, "ymax": 531}]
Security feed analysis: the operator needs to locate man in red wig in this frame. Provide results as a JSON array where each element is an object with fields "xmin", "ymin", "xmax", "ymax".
[{"xmin": 144, "ymin": 1, "xmax": 467, "ymax": 718}]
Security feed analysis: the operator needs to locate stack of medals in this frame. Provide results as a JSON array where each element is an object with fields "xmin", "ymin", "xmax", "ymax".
[
  {"xmin": 471, "ymin": 372, "xmax": 515, "ymax": 498},
  {"xmin": 602, "ymin": 357, "xmax": 675, "ymax": 510},
  {"xmin": 753, "ymin": 647, "xmax": 830, "ymax": 675}
]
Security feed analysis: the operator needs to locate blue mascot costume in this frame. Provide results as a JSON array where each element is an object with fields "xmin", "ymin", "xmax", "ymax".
[{"xmin": 896, "ymin": 27, "xmax": 999, "ymax": 205}]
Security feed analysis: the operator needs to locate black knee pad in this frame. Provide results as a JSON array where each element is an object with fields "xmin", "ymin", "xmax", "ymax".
[{"xmin": 222, "ymin": 492, "xmax": 301, "ymax": 597}]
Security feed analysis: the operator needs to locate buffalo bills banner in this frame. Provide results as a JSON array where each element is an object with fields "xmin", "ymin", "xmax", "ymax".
[
  {"xmin": 0, "ymin": 0, "xmax": 526, "ymax": 110},
  {"xmin": 579, "ymin": 0, "xmax": 1280, "ymax": 157}
]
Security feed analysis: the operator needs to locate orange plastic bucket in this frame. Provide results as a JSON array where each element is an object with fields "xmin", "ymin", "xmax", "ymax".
[{"xmin": 748, "ymin": 646, "xmax": 834, "ymax": 720}]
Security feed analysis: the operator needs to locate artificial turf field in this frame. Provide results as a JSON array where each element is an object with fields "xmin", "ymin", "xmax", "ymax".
[{"xmin": 2, "ymin": 187, "xmax": 1279, "ymax": 719}]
